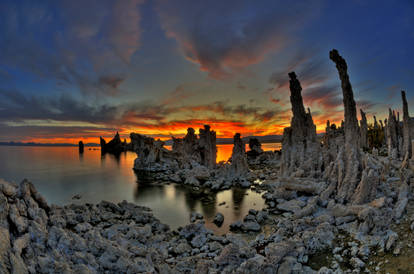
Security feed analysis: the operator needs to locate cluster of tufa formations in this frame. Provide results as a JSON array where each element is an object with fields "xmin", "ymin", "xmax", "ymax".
[{"xmin": 2, "ymin": 49, "xmax": 414, "ymax": 273}]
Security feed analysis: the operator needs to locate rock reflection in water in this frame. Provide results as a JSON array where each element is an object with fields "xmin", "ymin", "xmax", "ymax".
[{"xmin": 134, "ymin": 172, "xmax": 264, "ymax": 234}]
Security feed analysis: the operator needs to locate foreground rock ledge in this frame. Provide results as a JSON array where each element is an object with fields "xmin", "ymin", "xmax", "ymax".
[{"xmin": 1, "ymin": 177, "xmax": 413, "ymax": 273}]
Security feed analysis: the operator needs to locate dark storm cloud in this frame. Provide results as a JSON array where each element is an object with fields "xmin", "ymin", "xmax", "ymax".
[
  {"xmin": 0, "ymin": 89, "xmax": 119, "ymax": 123},
  {"xmin": 0, "ymin": 0, "xmax": 144, "ymax": 95},
  {"xmin": 0, "ymin": 89, "xmax": 283, "ymax": 133},
  {"xmin": 156, "ymin": 0, "xmax": 322, "ymax": 79}
]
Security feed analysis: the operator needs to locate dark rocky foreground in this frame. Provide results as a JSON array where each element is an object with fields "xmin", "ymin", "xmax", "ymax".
[{"xmin": 1, "ymin": 171, "xmax": 414, "ymax": 273}]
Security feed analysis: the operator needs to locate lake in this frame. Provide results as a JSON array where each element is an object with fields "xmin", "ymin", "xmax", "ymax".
[{"xmin": 0, "ymin": 143, "xmax": 280, "ymax": 234}]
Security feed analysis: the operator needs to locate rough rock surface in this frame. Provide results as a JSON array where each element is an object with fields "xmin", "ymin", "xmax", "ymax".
[
  {"xmin": 198, "ymin": 125, "xmax": 217, "ymax": 169},
  {"xmin": 281, "ymin": 72, "xmax": 322, "ymax": 178},
  {"xmin": 402, "ymin": 90, "xmax": 412, "ymax": 159},
  {"xmin": 326, "ymin": 49, "xmax": 377, "ymax": 204},
  {"xmin": 360, "ymin": 109, "xmax": 368, "ymax": 149},
  {"xmin": 386, "ymin": 108, "xmax": 402, "ymax": 159},
  {"xmin": 130, "ymin": 133, "xmax": 178, "ymax": 172},
  {"xmin": 229, "ymin": 133, "xmax": 249, "ymax": 177},
  {"xmin": 172, "ymin": 126, "xmax": 218, "ymax": 168}
]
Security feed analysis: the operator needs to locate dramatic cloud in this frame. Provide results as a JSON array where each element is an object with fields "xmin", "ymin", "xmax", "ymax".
[
  {"xmin": 156, "ymin": 0, "xmax": 321, "ymax": 79},
  {"xmin": 0, "ymin": 0, "xmax": 411, "ymax": 143},
  {"xmin": 0, "ymin": 0, "xmax": 145, "ymax": 95}
]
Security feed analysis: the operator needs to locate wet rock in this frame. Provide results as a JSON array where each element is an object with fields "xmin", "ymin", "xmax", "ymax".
[
  {"xmin": 190, "ymin": 212, "xmax": 203, "ymax": 223},
  {"xmin": 256, "ymin": 211, "xmax": 268, "ymax": 224},
  {"xmin": 243, "ymin": 213, "xmax": 256, "ymax": 223},
  {"xmin": 213, "ymin": 213, "xmax": 224, "ymax": 227},
  {"xmin": 229, "ymin": 221, "xmax": 242, "ymax": 231},
  {"xmin": 241, "ymin": 221, "xmax": 261, "ymax": 232},
  {"xmin": 184, "ymin": 176, "xmax": 200, "ymax": 187}
]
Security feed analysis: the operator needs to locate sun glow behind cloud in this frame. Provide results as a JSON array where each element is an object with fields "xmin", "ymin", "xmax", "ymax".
[{"xmin": 0, "ymin": 0, "xmax": 412, "ymax": 143}]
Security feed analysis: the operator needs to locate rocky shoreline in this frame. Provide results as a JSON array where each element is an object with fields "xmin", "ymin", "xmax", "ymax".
[{"xmin": 1, "ymin": 171, "xmax": 413, "ymax": 273}]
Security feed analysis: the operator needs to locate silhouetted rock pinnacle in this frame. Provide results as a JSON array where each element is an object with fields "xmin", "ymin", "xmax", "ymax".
[
  {"xmin": 401, "ymin": 90, "xmax": 412, "ymax": 159},
  {"xmin": 329, "ymin": 49, "xmax": 359, "ymax": 148}
]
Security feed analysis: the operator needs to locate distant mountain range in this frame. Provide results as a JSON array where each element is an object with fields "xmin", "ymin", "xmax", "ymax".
[{"xmin": 0, "ymin": 135, "xmax": 283, "ymax": 147}]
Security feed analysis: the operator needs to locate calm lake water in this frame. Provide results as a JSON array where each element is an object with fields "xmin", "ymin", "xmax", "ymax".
[{"xmin": 0, "ymin": 143, "xmax": 280, "ymax": 234}]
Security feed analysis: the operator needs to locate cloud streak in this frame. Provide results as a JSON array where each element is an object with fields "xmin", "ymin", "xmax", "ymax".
[
  {"xmin": 156, "ymin": 0, "xmax": 321, "ymax": 79},
  {"xmin": 0, "ymin": 0, "xmax": 145, "ymax": 95},
  {"xmin": 0, "ymin": 89, "xmax": 286, "ymax": 142}
]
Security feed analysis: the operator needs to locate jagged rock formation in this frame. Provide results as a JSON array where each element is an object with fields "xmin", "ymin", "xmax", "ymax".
[
  {"xmin": 281, "ymin": 72, "xmax": 322, "ymax": 178},
  {"xmin": 401, "ymin": 90, "xmax": 412, "ymax": 159},
  {"xmin": 326, "ymin": 49, "xmax": 379, "ymax": 205},
  {"xmin": 229, "ymin": 133, "xmax": 249, "ymax": 176},
  {"xmin": 100, "ymin": 132, "xmax": 127, "ymax": 154},
  {"xmin": 130, "ymin": 133, "xmax": 178, "ymax": 172},
  {"xmin": 330, "ymin": 50, "xmax": 360, "ymax": 149},
  {"xmin": 367, "ymin": 122, "xmax": 386, "ymax": 152},
  {"xmin": 373, "ymin": 116, "xmax": 379, "ymax": 129},
  {"xmin": 172, "ymin": 127, "xmax": 216, "ymax": 168},
  {"xmin": 386, "ymin": 109, "xmax": 402, "ymax": 159},
  {"xmin": 322, "ymin": 121, "xmax": 345, "ymax": 165},
  {"xmin": 78, "ymin": 141, "xmax": 84, "ymax": 154},
  {"xmin": 360, "ymin": 110, "xmax": 368, "ymax": 149},
  {"xmin": 198, "ymin": 125, "xmax": 217, "ymax": 169}
]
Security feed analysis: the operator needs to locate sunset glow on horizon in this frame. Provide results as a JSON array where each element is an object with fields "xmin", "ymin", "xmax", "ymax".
[{"xmin": 0, "ymin": 1, "xmax": 413, "ymax": 144}]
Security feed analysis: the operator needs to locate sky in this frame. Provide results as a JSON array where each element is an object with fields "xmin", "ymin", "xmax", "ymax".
[{"xmin": 0, "ymin": 0, "xmax": 413, "ymax": 143}]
